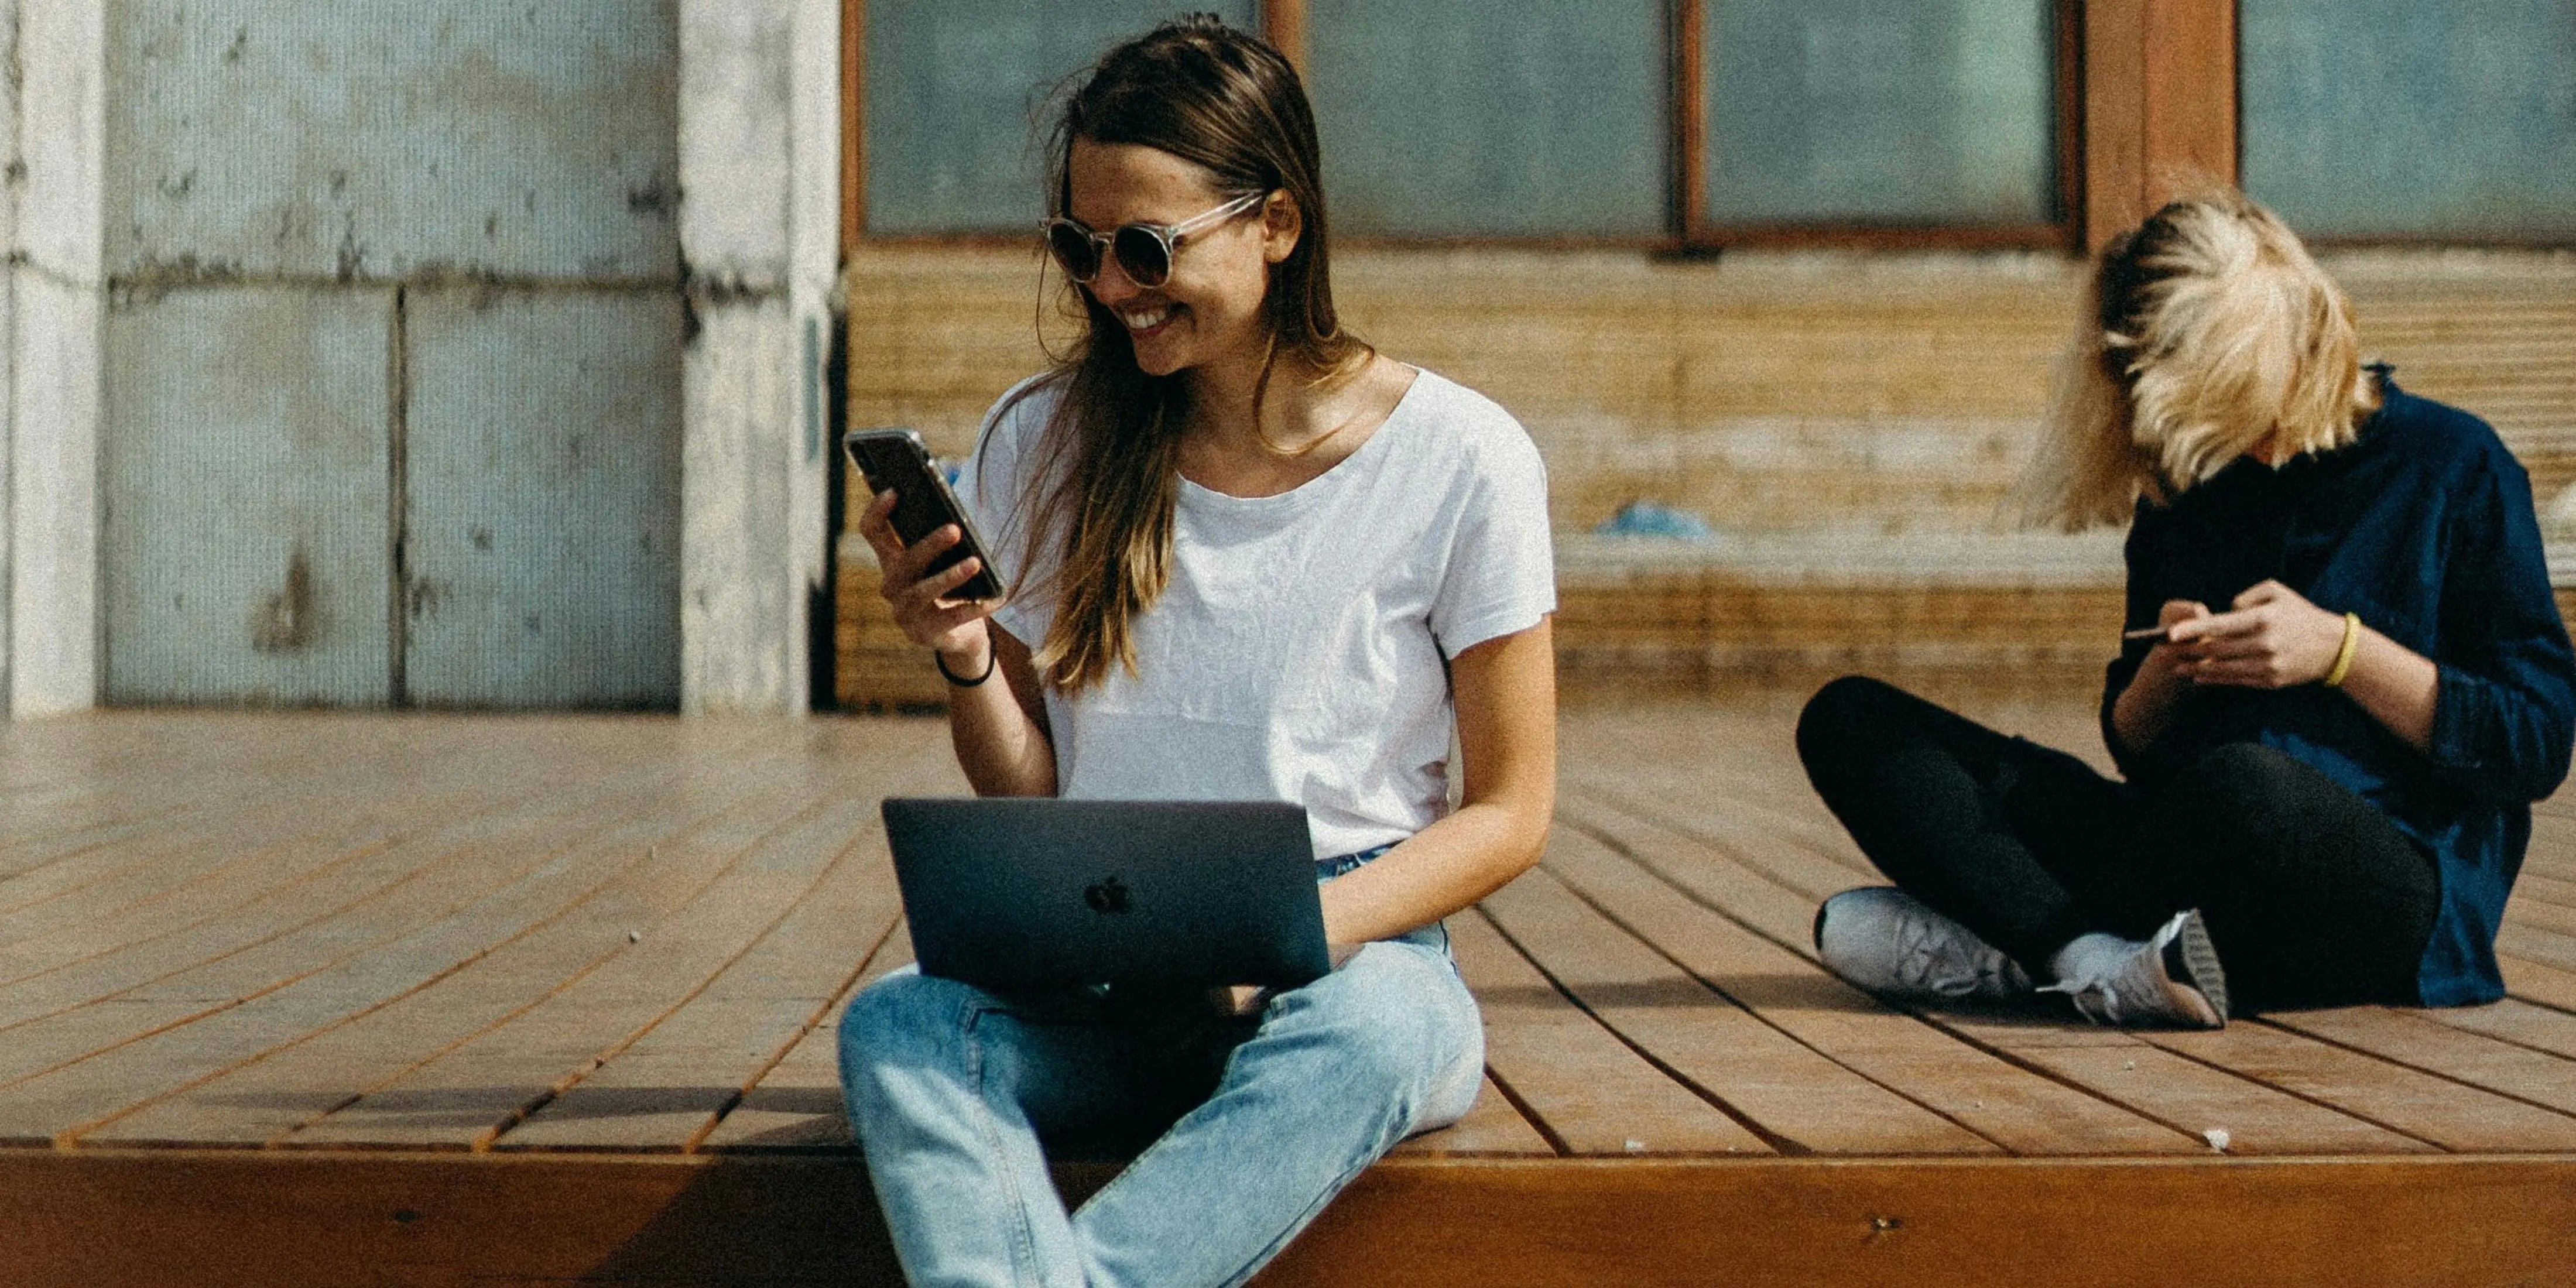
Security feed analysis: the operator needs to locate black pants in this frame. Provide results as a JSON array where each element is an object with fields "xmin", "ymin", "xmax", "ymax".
[{"xmin": 1795, "ymin": 676, "xmax": 2441, "ymax": 1012}]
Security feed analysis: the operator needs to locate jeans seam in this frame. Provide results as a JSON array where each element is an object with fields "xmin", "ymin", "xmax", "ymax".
[
  {"xmin": 964, "ymin": 1002, "xmax": 1048, "ymax": 1288},
  {"xmin": 1209, "ymin": 1101, "xmax": 1409, "ymax": 1288}
]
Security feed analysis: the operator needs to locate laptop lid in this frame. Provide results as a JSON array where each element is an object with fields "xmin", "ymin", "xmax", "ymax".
[{"xmin": 881, "ymin": 797, "xmax": 1330, "ymax": 992}]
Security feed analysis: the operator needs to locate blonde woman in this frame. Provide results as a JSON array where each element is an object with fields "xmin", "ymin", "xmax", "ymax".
[{"xmin": 1797, "ymin": 193, "xmax": 2573, "ymax": 1027}]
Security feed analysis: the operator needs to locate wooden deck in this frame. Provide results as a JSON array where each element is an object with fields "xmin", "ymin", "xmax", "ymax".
[{"xmin": 1, "ymin": 701, "xmax": 2572, "ymax": 1286}]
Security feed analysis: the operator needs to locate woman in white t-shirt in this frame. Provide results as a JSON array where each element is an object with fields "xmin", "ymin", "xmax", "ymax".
[{"xmin": 837, "ymin": 17, "xmax": 1556, "ymax": 1287}]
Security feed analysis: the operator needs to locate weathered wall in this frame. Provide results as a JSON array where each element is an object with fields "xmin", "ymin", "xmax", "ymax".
[
  {"xmin": 838, "ymin": 243, "xmax": 2576, "ymax": 700},
  {"xmin": 676, "ymin": 0, "xmax": 840, "ymax": 716},
  {"xmin": 0, "ymin": 0, "xmax": 837, "ymax": 718},
  {"xmin": 6, "ymin": 0, "xmax": 109, "ymax": 719},
  {"xmin": 96, "ymin": 1, "xmax": 683, "ymax": 708}
]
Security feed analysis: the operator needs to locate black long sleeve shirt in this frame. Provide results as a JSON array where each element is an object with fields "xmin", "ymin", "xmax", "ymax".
[{"xmin": 2101, "ymin": 371, "xmax": 2575, "ymax": 1005}]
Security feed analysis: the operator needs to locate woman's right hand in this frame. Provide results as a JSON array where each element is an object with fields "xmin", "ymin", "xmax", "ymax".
[
  {"xmin": 855, "ymin": 488, "xmax": 1001, "ymax": 664},
  {"xmin": 2111, "ymin": 598, "xmax": 2212, "ymax": 753}
]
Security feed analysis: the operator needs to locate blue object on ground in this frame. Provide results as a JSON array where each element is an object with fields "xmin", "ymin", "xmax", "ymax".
[{"xmin": 1594, "ymin": 501, "xmax": 1715, "ymax": 540}]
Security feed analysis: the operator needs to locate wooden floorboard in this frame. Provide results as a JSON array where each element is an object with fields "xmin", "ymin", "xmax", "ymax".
[{"xmin": 0, "ymin": 704, "xmax": 2571, "ymax": 1284}]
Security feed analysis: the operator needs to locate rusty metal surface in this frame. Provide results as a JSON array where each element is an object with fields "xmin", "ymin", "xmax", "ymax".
[
  {"xmin": 401, "ymin": 287, "xmax": 682, "ymax": 709},
  {"xmin": 101, "ymin": 286, "xmax": 395, "ymax": 705}
]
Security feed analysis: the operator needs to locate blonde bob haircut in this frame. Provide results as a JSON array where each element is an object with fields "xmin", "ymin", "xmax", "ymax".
[{"xmin": 2021, "ymin": 192, "xmax": 2379, "ymax": 532}]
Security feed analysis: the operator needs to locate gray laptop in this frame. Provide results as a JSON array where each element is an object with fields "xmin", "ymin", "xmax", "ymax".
[{"xmin": 881, "ymin": 798, "xmax": 1331, "ymax": 992}]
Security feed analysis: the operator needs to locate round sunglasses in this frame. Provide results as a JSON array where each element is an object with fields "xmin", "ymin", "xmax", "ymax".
[{"xmin": 1042, "ymin": 191, "xmax": 1268, "ymax": 289}]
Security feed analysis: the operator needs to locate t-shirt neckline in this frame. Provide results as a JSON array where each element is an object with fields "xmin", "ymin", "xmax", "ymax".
[{"xmin": 1177, "ymin": 366, "xmax": 1429, "ymax": 510}]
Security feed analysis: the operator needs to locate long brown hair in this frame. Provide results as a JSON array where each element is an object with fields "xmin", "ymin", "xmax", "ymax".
[
  {"xmin": 2020, "ymin": 191, "xmax": 2378, "ymax": 530},
  {"xmin": 992, "ymin": 16, "xmax": 1369, "ymax": 693}
]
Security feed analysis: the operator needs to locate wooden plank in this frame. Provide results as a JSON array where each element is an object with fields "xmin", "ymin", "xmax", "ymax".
[
  {"xmin": 1484, "ymin": 854, "xmax": 1996, "ymax": 1156},
  {"xmin": 1270, "ymin": 1155, "xmax": 2576, "ymax": 1288},
  {"xmin": 29, "ymin": 734, "xmax": 834, "ymax": 1147},
  {"xmin": 1540, "ymin": 823, "xmax": 2206, "ymax": 1156},
  {"xmin": 1386, "ymin": 1075, "xmax": 1556, "ymax": 1158},
  {"xmin": 2263, "ymin": 1006, "xmax": 2576, "ymax": 1118},
  {"xmin": 24, "ymin": 781, "xmax": 798, "ymax": 1148},
  {"xmin": 2421, "ymin": 998, "xmax": 2576, "ymax": 1062},
  {"xmin": 0, "ymin": 771, "xmax": 581, "ymax": 1011},
  {"xmin": 698, "ymin": 926, "xmax": 917, "ymax": 1152},
  {"xmin": 6, "ymin": 1151, "xmax": 2575, "ymax": 1288},
  {"xmin": 1560, "ymin": 801, "xmax": 2411, "ymax": 1157},
  {"xmin": 495, "ymin": 804, "xmax": 931, "ymax": 1150},
  {"xmin": 1448, "ymin": 904, "xmax": 1772, "ymax": 1157},
  {"xmin": 2140, "ymin": 1020, "xmax": 2576, "ymax": 1153},
  {"xmin": 277, "ymin": 789, "xmax": 907, "ymax": 1150},
  {"xmin": 2503, "ymin": 954, "xmax": 2576, "ymax": 1013},
  {"xmin": 2498, "ymin": 922, "xmax": 2576, "ymax": 976}
]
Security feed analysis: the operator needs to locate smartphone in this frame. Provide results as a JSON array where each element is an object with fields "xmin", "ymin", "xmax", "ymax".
[{"xmin": 844, "ymin": 428, "xmax": 1008, "ymax": 602}]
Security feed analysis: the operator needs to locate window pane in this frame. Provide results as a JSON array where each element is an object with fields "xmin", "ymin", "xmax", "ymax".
[
  {"xmin": 2242, "ymin": 0, "xmax": 2576, "ymax": 240},
  {"xmin": 1306, "ymin": 0, "xmax": 1663, "ymax": 237},
  {"xmin": 1702, "ymin": 0, "xmax": 2057, "ymax": 226},
  {"xmin": 865, "ymin": 2, "xmax": 1254, "ymax": 234}
]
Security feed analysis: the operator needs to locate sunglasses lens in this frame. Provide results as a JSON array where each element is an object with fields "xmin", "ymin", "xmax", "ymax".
[
  {"xmin": 1046, "ymin": 223, "xmax": 1101, "ymax": 282},
  {"xmin": 1109, "ymin": 225, "xmax": 1172, "ymax": 288}
]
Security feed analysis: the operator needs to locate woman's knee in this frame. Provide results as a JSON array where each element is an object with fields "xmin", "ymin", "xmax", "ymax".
[
  {"xmin": 1273, "ymin": 943, "xmax": 1482, "ymax": 1108},
  {"xmin": 1797, "ymin": 674, "xmax": 1904, "ymax": 770},
  {"xmin": 838, "ymin": 967, "xmax": 970, "ymax": 1068},
  {"xmin": 2169, "ymin": 743, "xmax": 2323, "ymax": 834}
]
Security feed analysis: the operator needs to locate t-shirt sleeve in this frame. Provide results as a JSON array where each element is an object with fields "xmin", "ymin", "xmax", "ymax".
[
  {"xmin": 951, "ymin": 376, "xmax": 1057, "ymax": 648},
  {"xmin": 1427, "ymin": 422, "xmax": 1557, "ymax": 657}
]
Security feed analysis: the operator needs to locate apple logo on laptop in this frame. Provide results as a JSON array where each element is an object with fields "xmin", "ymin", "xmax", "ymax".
[{"xmin": 1084, "ymin": 876, "xmax": 1132, "ymax": 915}]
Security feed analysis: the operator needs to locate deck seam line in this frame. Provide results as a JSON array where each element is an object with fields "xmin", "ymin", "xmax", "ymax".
[
  {"xmin": 2248, "ymin": 1013, "xmax": 2576, "ymax": 1123},
  {"xmin": 687, "ymin": 909, "xmax": 908, "ymax": 1153},
  {"xmin": 2, "ymin": 810, "xmax": 643, "ymax": 1106},
  {"xmin": 55, "ymin": 773, "xmax": 795, "ymax": 1147},
  {"xmin": 2106, "ymin": 1025, "xmax": 2460, "ymax": 1154},
  {"xmin": 0, "ymin": 773, "xmax": 595, "ymax": 1016},
  {"xmin": 1471, "ymin": 904, "xmax": 1807, "ymax": 1156},
  {"xmin": 1564, "ymin": 774, "xmax": 2480, "ymax": 1156},
  {"xmin": 1558, "ymin": 813, "xmax": 2299, "ymax": 1154},
  {"xmin": 286, "ymin": 776, "xmax": 848, "ymax": 1152},
  {"xmin": 482, "ymin": 797, "xmax": 891, "ymax": 1150},
  {"xmin": 1533, "ymin": 845, "xmax": 2016, "ymax": 1156},
  {"xmin": 1469, "ymin": 1062, "xmax": 1570, "ymax": 1157},
  {"xmin": 1568, "ymin": 765, "xmax": 1883, "ymax": 882},
  {"xmin": 688, "ymin": 728, "xmax": 1013, "ymax": 1153}
]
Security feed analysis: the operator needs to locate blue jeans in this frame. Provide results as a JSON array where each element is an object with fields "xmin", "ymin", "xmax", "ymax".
[{"xmin": 837, "ymin": 857, "xmax": 1484, "ymax": 1288}]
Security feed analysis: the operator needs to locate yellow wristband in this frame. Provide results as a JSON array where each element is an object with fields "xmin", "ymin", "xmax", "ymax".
[{"xmin": 2322, "ymin": 611, "xmax": 2361, "ymax": 688}]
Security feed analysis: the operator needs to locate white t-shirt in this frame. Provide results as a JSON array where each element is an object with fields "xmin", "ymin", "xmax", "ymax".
[{"xmin": 957, "ymin": 367, "xmax": 1556, "ymax": 860}]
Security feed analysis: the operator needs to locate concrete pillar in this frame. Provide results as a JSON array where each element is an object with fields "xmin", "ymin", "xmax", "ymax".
[
  {"xmin": 676, "ymin": 0, "xmax": 840, "ymax": 715},
  {"xmin": 5, "ymin": 0, "xmax": 107, "ymax": 718}
]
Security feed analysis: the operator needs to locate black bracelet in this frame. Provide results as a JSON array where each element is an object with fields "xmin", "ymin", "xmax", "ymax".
[{"xmin": 936, "ymin": 645, "xmax": 996, "ymax": 687}]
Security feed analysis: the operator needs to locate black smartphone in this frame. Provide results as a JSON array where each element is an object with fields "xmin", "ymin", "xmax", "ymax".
[{"xmin": 844, "ymin": 428, "xmax": 1008, "ymax": 602}]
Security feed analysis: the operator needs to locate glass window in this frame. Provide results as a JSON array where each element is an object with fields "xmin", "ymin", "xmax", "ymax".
[
  {"xmin": 1700, "ymin": 0, "xmax": 2058, "ymax": 227},
  {"xmin": 2241, "ymin": 0, "xmax": 2576, "ymax": 241},
  {"xmin": 1304, "ymin": 0, "xmax": 1664, "ymax": 237},
  {"xmin": 864, "ymin": 1, "xmax": 1256, "ymax": 235}
]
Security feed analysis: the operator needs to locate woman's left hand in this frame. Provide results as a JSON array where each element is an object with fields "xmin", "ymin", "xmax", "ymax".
[{"xmin": 2167, "ymin": 580, "xmax": 2348, "ymax": 688}]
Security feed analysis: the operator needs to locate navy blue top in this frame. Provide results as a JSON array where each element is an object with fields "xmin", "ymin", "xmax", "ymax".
[{"xmin": 2099, "ymin": 372, "xmax": 2575, "ymax": 1006}]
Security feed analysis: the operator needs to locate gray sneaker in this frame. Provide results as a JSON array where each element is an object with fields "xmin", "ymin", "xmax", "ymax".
[
  {"xmin": 2041, "ymin": 909, "xmax": 2229, "ymax": 1029},
  {"xmin": 1813, "ymin": 887, "xmax": 2034, "ymax": 1003}
]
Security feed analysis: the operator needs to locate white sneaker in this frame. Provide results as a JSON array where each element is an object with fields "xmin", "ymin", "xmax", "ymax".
[
  {"xmin": 1813, "ymin": 887, "xmax": 2034, "ymax": 1003},
  {"xmin": 2041, "ymin": 910, "xmax": 2229, "ymax": 1028}
]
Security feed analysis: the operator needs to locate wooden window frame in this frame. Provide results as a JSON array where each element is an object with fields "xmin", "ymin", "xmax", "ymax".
[
  {"xmin": 1676, "ymin": 0, "xmax": 2086, "ymax": 253},
  {"xmin": 838, "ymin": 1, "xmax": 2258, "ymax": 258}
]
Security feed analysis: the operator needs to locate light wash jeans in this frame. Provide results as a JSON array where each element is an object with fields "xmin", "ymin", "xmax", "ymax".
[{"xmin": 838, "ymin": 859, "xmax": 1484, "ymax": 1288}]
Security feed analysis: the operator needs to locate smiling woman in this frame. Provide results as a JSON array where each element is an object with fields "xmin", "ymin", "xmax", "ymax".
[{"xmin": 835, "ymin": 16, "xmax": 1558, "ymax": 1288}]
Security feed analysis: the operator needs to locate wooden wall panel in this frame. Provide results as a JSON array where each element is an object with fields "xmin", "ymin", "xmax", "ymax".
[
  {"xmin": 2083, "ymin": 0, "xmax": 2239, "ymax": 249},
  {"xmin": 838, "ymin": 244, "xmax": 2576, "ymax": 704}
]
